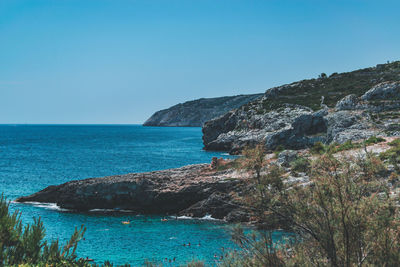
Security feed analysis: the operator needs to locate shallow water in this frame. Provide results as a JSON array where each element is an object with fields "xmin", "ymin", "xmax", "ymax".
[{"xmin": 0, "ymin": 125, "xmax": 285, "ymax": 266}]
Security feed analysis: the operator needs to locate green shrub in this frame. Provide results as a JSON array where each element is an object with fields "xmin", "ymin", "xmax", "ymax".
[
  {"xmin": 364, "ymin": 136, "xmax": 386, "ymax": 145},
  {"xmin": 273, "ymin": 145, "xmax": 285, "ymax": 158},
  {"xmin": 290, "ymin": 156, "xmax": 311, "ymax": 174},
  {"xmin": 0, "ymin": 195, "xmax": 90, "ymax": 266},
  {"xmin": 337, "ymin": 140, "xmax": 357, "ymax": 151},
  {"xmin": 380, "ymin": 140, "xmax": 400, "ymax": 172},
  {"xmin": 389, "ymin": 138, "xmax": 400, "ymax": 147},
  {"xmin": 328, "ymin": 136, "xmax": 385, "ymax": 154},
  {"xmin": 310, "ymin": 141, "xmax": 326, "ymax": 155},
  {"xmin": 326, "ymin": 142, "xmax": 340, "ymax": 154}
]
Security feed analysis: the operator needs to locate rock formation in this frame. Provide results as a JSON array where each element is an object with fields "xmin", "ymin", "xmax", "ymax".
[
  {"xmin": 143, "ymin": 94, "xmax": 263, "ymax": 127},
  {"xmin": 203, "ymin": 62, "xmax": 400, "ymax": 154},
  {"xmin": 16, "ymin": 164, "xmax": 248, "ymax": 222}
]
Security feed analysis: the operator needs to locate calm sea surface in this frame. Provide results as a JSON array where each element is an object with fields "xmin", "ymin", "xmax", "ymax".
[{"xmin": 0, "ymin": 125, "xmax": 286, "ymax": 266}]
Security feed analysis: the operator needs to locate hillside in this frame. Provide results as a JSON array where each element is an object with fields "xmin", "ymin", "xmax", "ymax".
[
  {"xmin": 202, "ymin": 61, "xmax": 400, "ymax": 153},
  {"xmin": 143, "ymin": 94, "xmax": 263, "ymax": 127}
]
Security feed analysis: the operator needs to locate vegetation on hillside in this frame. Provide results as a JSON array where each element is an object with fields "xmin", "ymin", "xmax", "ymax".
[
  {"xmin": 223, "ymin": 143, "xmax": 400, "ymax": 266},
  {"xmin": 144, "ymin": 93, "xmax": 263, "ymax": 126},
  {"xmin": 309, "ymin": 136, "xmax": 386, "ymax": 155}
]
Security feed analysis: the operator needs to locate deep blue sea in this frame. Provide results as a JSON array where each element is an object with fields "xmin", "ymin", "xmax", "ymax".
[{"xmin": 0, "ymin": 125, "xmax": 287, "ymax": 266}]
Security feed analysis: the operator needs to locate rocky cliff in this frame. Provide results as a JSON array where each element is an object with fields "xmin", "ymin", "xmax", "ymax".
[
  {"xmin": 203, "ymin": 61, "xmax": 400, "ymax": 154},
  {"xmin": 143, "ymin": 94, "xmax": 263, "ymax": 127}
]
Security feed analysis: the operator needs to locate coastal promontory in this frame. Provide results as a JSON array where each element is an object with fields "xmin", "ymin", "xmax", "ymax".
[
  {"xmin": 143, "ymin": 94, "xmax": 263, "ymax": 127},
  {"xmin": 16, "ymin": 163, "xmax": 249, "ymax": 222}
]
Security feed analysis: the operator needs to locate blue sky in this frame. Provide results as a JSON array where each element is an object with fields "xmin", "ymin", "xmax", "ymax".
[{"xmin": 1, "ymin": 0, "xmax": 400, "ymax": 124}]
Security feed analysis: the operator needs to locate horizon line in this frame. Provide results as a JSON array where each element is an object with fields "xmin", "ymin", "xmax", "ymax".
[{"xmin": 0, "ymin": 123, "xmax": 144, "ymax": 126}]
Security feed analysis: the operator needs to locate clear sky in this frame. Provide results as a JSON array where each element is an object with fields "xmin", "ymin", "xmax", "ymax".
[{"xmin": 1, "ymin": 0, "xmax": 400, "ymax": 124}]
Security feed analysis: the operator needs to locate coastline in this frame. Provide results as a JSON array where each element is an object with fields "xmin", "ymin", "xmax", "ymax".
[{"xmin": 16, "ymin": 135, "xmax": 400, "ymax": 229}]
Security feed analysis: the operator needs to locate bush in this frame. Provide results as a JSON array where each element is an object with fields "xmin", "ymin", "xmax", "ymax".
[
  {"xmin": 228, "ymin": 150, "xmax": 400, "ymax": 266},
  {"xmin": 310, "ymin": 141, "xmax": 326, "ymax": 155},
  {"xmin": 389, "ymin": 138, "xmax": 400, "ymax": 147},
  {"xmin": 337, "ymin": 139, "xmax": 357, "ymax": 151},
  {"xmin": 380, "ymin": 139, "xmax": 400, "ymax": 172},
  {"xmin": 327, "ymin": 136, "xmax": 385, "ymax": 154},
  {"xmin": 290, "ymin": 156, "xmax": 311, "ymax": 174},
  {"xmin": 273, "ymin": 145, "xmax": 285, "ymax": 158},
  {"xmin": 364, "ymin": 136, "xmax": 386, "ymax": 145},
  {"xmin": 0, "ymin": 195, "xmax": 89, "ymax": 266}
]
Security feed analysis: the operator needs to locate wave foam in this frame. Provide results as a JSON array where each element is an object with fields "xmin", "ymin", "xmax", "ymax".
[
  {"xmin": 201, "ymin": 214, "xmax": 220, "ymax": 221},
  {"xmin": 21, "ymin": 202, "xmax": 68, "ymax": 212},
  {"xmin": 174, "ymin": 214, "xmax": 221, "ymax": 221},
  {"xmin": 89, "ymin": 208, "xmax": 115, "ymax": 212}
]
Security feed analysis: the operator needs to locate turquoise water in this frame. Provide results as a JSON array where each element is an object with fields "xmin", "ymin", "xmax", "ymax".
[
  {"xmin": 0, "ymin": 125, "xmax": 287, "ymax": 266},
  {"xmin": 0, "ymin": 125, "xmax": 235, "ymax": 265}
]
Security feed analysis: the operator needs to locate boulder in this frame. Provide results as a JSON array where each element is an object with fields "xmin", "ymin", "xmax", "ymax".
[
  {"xmin": 277, "ymin": 150, "xmax": 298, "ymax": 167},
  {"xmin": 181, "ymin": 192, "xmax": 243, "ymax": 222},
  {"xmin": 325, "ymin": 110, "xmax": 376, "ymax": 143},
  {"xmin": 335, "ymin": 94, "xmax": 360, "ymax": 110}
]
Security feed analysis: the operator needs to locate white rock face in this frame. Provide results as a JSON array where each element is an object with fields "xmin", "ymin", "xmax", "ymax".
[
  {"xmin": 335, "ymin": 94, "xmax": 360, "ymax": 111},
  {"xmin": 361, "ymin": 81, "xmax": 400, "ymax": 101}
]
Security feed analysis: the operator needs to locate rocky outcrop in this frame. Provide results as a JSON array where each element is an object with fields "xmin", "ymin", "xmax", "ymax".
[
  {"xmin": 361, "ymin": 81, "xmax": 400, "ymax": 101},
  {"xmin": 143, "ymin": 94, "xmax": 263, "ymax": 127},
  {"xmin": 203, "ymin": 62, "xmax": 400, "ymax": 153},
  {"xmin": 335, "ymin": 94, "xmax": 360, "ymax": 110},
  {"xmin": 16, "ymin": 164, "xmax": 248, "ymax": 222},
  {"xmin": 203, "ymin": 104, "xmax": 328, "ymax": 153}
]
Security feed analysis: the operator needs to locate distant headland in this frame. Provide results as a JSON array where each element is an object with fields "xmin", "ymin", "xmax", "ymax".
[{"xmin": 143, "ymin": 94, "xmax": 263, "ymax": 127}]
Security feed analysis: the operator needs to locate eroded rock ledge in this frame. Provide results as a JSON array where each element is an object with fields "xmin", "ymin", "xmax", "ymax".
[{"xmin": 16, "ymin": 164, "xmax": 249, "ymax": 222}]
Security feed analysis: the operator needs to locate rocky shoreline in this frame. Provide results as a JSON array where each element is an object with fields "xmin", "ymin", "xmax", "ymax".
[
  {"xmin": 16, "ymin": 163, "xmax": 250, "ymax": 223},
  {"xmin": 16, "ymin": 137, "xmax": 400, "ymax": 225}
]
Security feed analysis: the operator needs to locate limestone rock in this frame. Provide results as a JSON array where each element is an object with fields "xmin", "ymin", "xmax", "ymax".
[
  {"xmin": 203, "ymin": 80, "xmax": 400, "ymax": 154},
  {"xmin": 361, "ymin": 81, "xmax": 400, "ymax": 101},
  {"xmin": 335, "ymin": 94, "xmax": 360, "ymax": 110}
]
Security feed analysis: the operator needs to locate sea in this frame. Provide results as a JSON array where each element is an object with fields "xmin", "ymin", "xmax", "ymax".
[{"xmin": 0, "ymin": 124, "xmax": 287, "ymax": 266}]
